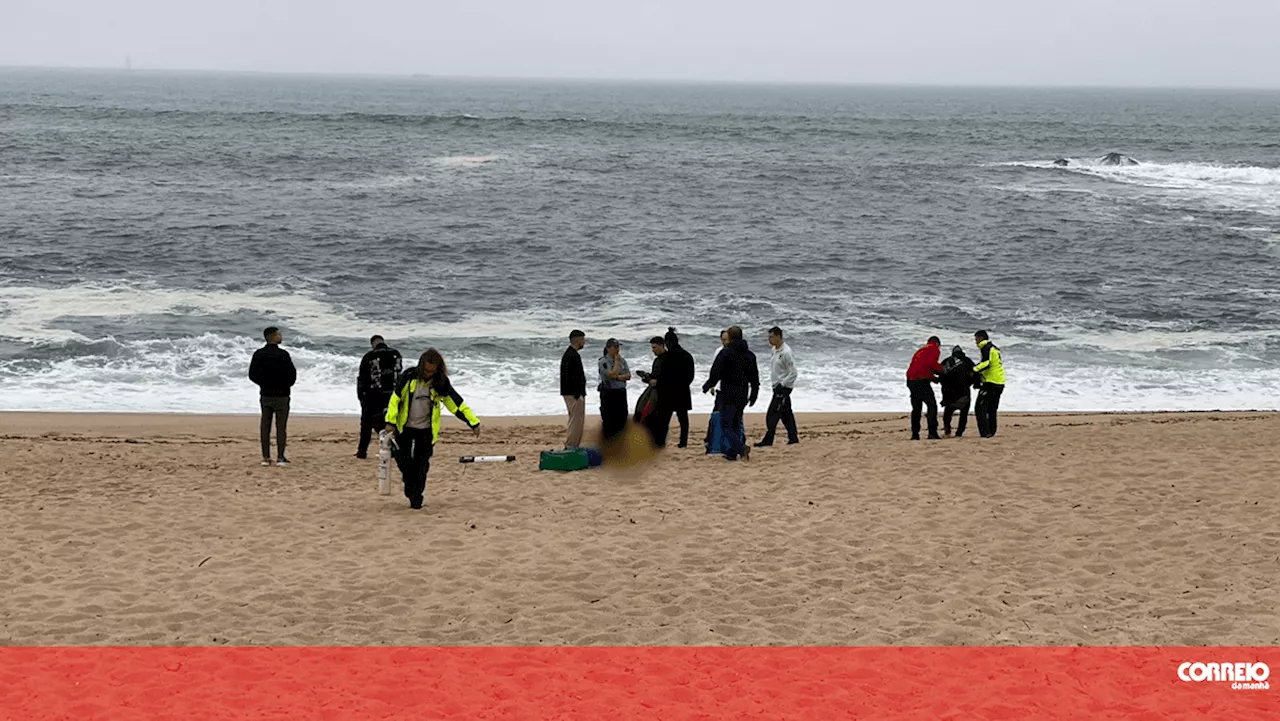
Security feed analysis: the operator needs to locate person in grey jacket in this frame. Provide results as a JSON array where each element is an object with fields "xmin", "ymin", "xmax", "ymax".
[{"xmin": 756, "ymin": 326, "xmax": 799, "ymax": 447}]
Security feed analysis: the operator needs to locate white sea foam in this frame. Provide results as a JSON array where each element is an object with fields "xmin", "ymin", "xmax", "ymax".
[
  {"xmin": 0, "ymin": 283, "xmax": 726, "ymax": 344},
  {"xmin": 1000, "ymin": 159, "xmax": 1280, "ymax": 217},
  {"xmin": 2, "ymin": 283, "xmax": 1278, "ymax": 415},
  {"xmin": 1, "ymin": 336, "xmax": 1277, "ymax": 415}
]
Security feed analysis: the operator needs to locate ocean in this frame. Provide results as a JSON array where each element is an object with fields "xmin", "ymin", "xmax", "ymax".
[{"xmin": 2, "ymin": 68, "xmax": 1278, "ymax": 415}]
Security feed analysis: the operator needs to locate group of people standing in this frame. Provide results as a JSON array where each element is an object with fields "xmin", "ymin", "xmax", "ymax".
[
  {"xmin": 245, "ymin": 324, "xmax": 1005, "ymax": 507},
  {"xmin": 559, "ymin": 325, "xmax": 801, "ymax": 461},
  {"xmin": 905, "ymin": 330, "xmax": 1006, "ymax": 440},
  {"xmin": 249, "ymin": 329, "xmax": 483, "ymax": 510}
]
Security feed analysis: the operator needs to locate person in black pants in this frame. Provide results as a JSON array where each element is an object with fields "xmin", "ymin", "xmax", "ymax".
[
  {"xmin": 597, "ymin": 338, "xmax": 631, "ymax": 441},
  {"xmin": 940, "ymin": 345, "xmax": 976, "ymax": 438},
  {"xmin": 248, "ymin": 326, "xmax": 297, "ymax": 466},
  {"xmin": 904, "ymin": 336, "xmax": 944, "ymax": 440},
  {"xmin": 383, "ymin": 349, "xmax": 481, "ymax": 509},
  {"xmin": 972, "ymin": 330, "xmax": 1007, "ymax": 438},
  {"xmin": 355, "ymin": 335, "xmax": 402, "ymax": 458},
  {"xmin": 756, "ymin": 326, "xmax": 799, "ymax": 447},
  {"xmin": 701, "ymin": 326, "xmax": 760, "ymax": 461},
  {"xmin": 653, "ymin": 327, "xmax": 695, "ymax": 448},
  {"xmin": 703, "ymin": 329, "xmax": 732, "ymax": 450}
]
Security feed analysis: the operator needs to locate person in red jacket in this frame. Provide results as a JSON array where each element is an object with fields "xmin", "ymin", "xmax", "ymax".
[{"xmin": 906, "ymin": 336, "xmax": 945, "ymax": 440}]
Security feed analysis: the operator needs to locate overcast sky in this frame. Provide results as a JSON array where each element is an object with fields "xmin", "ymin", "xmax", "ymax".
[{"xmin": 4, "ymin": 0, "xmax": 1279, "ymax": 87}]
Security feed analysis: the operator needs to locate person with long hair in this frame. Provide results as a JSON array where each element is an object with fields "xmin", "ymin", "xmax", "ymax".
[{"xmin": 383, "ymin": 349, "xmax": 481, "ymax": 509}]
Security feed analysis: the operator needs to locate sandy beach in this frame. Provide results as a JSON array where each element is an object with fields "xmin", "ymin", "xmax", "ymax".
[{"xmin": 2, "ymin": 410, "xmax": 1277, "ymax": 647}]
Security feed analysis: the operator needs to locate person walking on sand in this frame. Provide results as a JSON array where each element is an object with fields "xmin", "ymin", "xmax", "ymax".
[
  {"xmin": 598, "ymin": 338, "xmax": 631, "ymax": 441},
  {"xmin": 940, "ymin": 345, "xmax": 976, "ymax": 438},
  {"xmin": 702, "ymin": 326, "xmax": 760, "ymax": 461},
  {"xmin": 756, "ymin": 326, "xmax": 799, "ymax": 447},
  {"xmin": 972, "ymin": 330, "xmax": 1007, "ymax": 438},
  {"xmin": 355, "ymin": 335, "xmax": 402, "ymax": 459},
  {"xmin": 249, "ymin": 326, "xmax": 297, "ymax": 466},
  {"xmin": 906, "ymin": 336, "xmax": 945, "ymax": 441},
  {"xmin": 383, "ymin": 349, "xmax": 481, "ymax": 510},
  {"xmin": 560, "ymin": 330, "xmax": 588, "ymax": 449},
  {"xmin": 703, "ymin": 329, "xmax": 735, "ymax": 450}
]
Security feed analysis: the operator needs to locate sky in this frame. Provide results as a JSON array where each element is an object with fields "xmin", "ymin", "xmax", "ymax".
[{"xmin": 4, "ymin": 0, "xmax": 1279, "ymax": 88}]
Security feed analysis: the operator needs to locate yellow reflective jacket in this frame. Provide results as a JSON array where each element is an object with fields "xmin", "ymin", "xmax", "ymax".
[
  {"xmin": 385, "ymin": 371, "xmax": 480, "ymax": 443},
  {"xmin": 972, "ymin": 340, "xmax": 1006, "ymax": 386}
]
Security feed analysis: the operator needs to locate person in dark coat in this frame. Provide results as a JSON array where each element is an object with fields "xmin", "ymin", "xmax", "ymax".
[
  {"xmin": 940, "ymin": 345, "xmax": 976, "ymax": 438},
  {"xmin": 355, "ymin": 334, "xmax": 403, "ymax": 458},
  {"xmin": 248, "ymin": 326, "xmax": 297, "ymax": 466},
  {"xmin": 635, "ymin": 336, "xmax": 665, "ymax": 426},
  {"xmin": 651, "ymin": 327, "xmax": 695, "ymax": 448},
  {"xmin": 701, "ymin": 325, "xmax": 760, "ymax": 461},
  {"xmin": 559, "ymin": 330, "xmax": 587, "ymax": 449}
]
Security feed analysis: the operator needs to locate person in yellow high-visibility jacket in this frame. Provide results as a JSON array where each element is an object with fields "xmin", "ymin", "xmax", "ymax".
[
  {"xmin": 971, "ymin": 330, "xmax": 1006, "ymax": 438},
  {"xmin": 384, "ymin": 349, "xmax": 480, "ymax": 509}
]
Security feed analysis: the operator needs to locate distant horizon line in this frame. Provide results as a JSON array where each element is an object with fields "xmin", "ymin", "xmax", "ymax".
[{"xmin": 3, "ymin": 62, "xmax": 1279, "ymax": 92}]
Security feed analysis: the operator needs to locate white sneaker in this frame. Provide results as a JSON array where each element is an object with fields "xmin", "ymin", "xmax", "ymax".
[
  {"xmin": 260, "ymin": 459, "xmax": 272, "ymax": 467},
  {"xmin": 276, "ymin": 459, "xmax": 290, "ymax": 467}
]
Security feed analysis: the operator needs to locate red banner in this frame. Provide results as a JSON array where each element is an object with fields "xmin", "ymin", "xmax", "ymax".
[{"xmin": 2, "ymin": 647, "xmax": 1275, "ymax": 719}]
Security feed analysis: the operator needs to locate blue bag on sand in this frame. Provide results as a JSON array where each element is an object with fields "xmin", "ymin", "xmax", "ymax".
[
  {"xmin": 584, "ymin": 448, "xmax": 604, "ymax": 467},
  {"xmin": 705, "ymin": 411, "xmax": 746, "ymax": 454}
]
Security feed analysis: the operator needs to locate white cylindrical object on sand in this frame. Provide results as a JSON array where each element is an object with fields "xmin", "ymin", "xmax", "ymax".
[
  {"xmin": 378, "ymin": 431, "xmax": 391, "ymax": 495},
  {"xmin": 459, "ymin": 455, "xmax": 516, "ymax": 463}
]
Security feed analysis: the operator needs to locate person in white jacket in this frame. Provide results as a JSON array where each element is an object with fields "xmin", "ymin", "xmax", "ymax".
[{"xmin": 755, "ymin": 326, "xmax": 799, "ymax": 447}]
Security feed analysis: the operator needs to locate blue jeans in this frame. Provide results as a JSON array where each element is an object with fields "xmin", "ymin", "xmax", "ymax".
[{"xmin": 719, "ymin": 403, "xmax": 747, "ymax": 460}]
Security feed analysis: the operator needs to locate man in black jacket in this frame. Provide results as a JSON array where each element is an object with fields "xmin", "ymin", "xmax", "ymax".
[
  {"xmin": 355, "ymin": 334, "xmax": 403, "ymax": 458},
  {"xmin": 654, "ymin": 327, "xmax": 695, "ymax": 448},
  {"xmin": 940, "ymin": 345, "xmax": 976, "ymax": 438},
  {"xmin": 560, "ymin": 330, "xmax": 587, "ymax": 448},
  {"xmin": 248, "ymin": 326, "xmax": 297, "ymax": 466},
  {"xmin": 701, "ymin": 325, "xmax": 760, "ymax": 461}
]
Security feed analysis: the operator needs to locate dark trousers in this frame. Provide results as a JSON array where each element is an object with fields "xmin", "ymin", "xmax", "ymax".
[
  {"xmin": 647, "ymin": 405, "xmax": 689, "ymax": 447},
  {"xmin": 259, "ymin": 396, "xmax": 290, "ymax": 460},
  {"xmin": 719, "ymin": 403, "xmax": 747, "ymax": 460},
  {"xmin": 395, "ymin": 427, "xmax": 433, "ymax": 503},
  {"xmin": 944, "ymin": 395, "xmax": 970, "ymax": 437},
  {"xmin": 975, "ymin": 383, "xmax": 1005, "ymax": 438},
  {"xmin": 600, "ymin": 388, "xmax": 628, "ymax": 440},
  {"xmin": 762, "ymin": 387, "xmax": 798, "ymax": 443},
  {"xmin": 907, "ymin": 380, "xmax": 938, "ymax": 438},
  {"xmin": 357, "ymin": 395, "xmax": 391, "ymax": 456}
]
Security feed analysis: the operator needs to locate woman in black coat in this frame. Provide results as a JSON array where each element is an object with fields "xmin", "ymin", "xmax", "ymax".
[{"xmin": 653, "ymin": 327, "xmax": 695, "ymax": 448}]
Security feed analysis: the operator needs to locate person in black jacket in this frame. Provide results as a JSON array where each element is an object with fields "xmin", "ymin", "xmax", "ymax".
[
  {"xmin": 355, "ymin": 334, "xmax": 403, "ymax": 458},
  {"xmin": 701, "ymin": 325, "xmax": 759, "ymax": 461},
  {"xmin": 559, "ymin": 329, "xmax": 587, "ymax": 449},
  {"xmin": 248, "ymin": 326, "xmax": 297, "ymax": 466},
  {"xmin": 646, "ymin": 327, "xmax": 694, "ymax": 448},
  {"xmin": 940, "ymin": 345, "xmax": 977, "ymax": 438}
]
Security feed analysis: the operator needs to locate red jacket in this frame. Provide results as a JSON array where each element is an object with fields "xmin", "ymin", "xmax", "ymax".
[{"xmin": 906, "ymin": 342, "xmax": 944, "ymax": 381}]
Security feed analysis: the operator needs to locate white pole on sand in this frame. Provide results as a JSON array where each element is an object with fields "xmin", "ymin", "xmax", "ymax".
[{"xmin": 459, "ymin": 455, "xmax": 516, "ymax": 463}]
